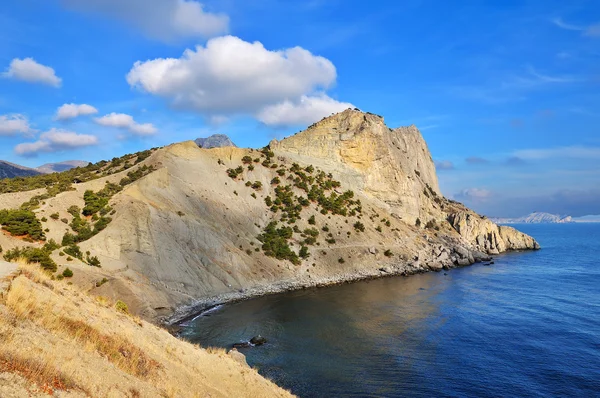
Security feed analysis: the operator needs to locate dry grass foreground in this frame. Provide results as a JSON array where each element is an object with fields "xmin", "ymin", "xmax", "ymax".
[{"xmin": 0, "ymin": 261, "xmax": 293, "ymax": 397}]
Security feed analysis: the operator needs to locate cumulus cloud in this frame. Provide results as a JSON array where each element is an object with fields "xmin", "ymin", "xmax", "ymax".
[
  {"xmin": 257, "ymin": 94, "xmax": 353, "ymax": 127},
  {"xmin": 455, "ymin": 188, "xmax": 492, "ymax": 203},
  {"xmin": 15, "ymin": 129, "xmax": 98, "ymax": 156},
  {"xmin": 2, "ymin": 58, "xmax": 62, "ymax": 87},
  {"xmin": 94, "ymin": 113, "xmax": 157, "ymax": 136},
  {"xmin": 55, "ymin": 103, "xmax": 99, "ymax": 120},
  {"xmin": 61, "ymin": 0, "xmax": 228, "ymax": 41},
  {"xmin": 434, "ymin": 160, "xmax": 454, "ymax": 170},
  {"xmin": 127, "ymin": 35, "xmax": 345, "ymax": 126},
  {"xmin": 0, "ymin": 114, "xmax": 35, "ymax": 136}
]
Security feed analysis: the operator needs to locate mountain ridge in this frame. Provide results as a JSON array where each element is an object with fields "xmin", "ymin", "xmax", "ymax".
[{"xmin": 491, "ymin": 212, "xmax": 573, "ymax": 224}]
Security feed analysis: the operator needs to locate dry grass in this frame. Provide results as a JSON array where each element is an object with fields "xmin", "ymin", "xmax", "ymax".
[
  {"xmin": 0, "ymin": 351, "xmax": 84, "ymax": 396},
  {"xmin": 58, "ymin": 317, "xmax": 161, "ymax": 378},
  {"xmin": 0, "ymin": 262, "xmax": 294, "ymax": 397}
]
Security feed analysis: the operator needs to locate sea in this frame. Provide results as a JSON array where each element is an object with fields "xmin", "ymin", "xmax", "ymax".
[{"xmin": 180, "ymin": 224, "xmax": 600, "ymax": 397}]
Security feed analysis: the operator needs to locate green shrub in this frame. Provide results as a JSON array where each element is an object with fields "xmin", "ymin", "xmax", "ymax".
[
  {"xmin": 308, "ymin": 215, "xmax": 316, "ymax": 225},
  {"xmin": 257, "ymin": 221, "xmax": 299, "ymax": 265},
  {"xmin": 64, "ymin": 244, "xmax": 83, "ymax": 260},
  {"xmin": 3, "ymin": 246, "xmax": 56, "ymax": 272},
  {"xmin": 86, "ymin": 255, "xmax": 101, "ymax": 267},
  {"xmin": 50, "ymin": 213, "xmax": 59, "ymax": 220},
  {"xmin": 115, "ymin": 300, "xmax": 129, "ymax": 314},
  {"xmin": 299, "ymin": 245, "xmax": 310, "ymax": 259},
  {"xmin": 384, "ymin": 249, "xmax": 393, "ymax": 257},
  {"xmin": 353, "ymin": 221, "xmax": 365, "ymax": 232},
  {"xmin": 0, "ymin": 209, "xmax": 45, "ymax": 240},
  {"xmin": 62, "ymin": 268, "xmax": 73, "ymax": 278}
]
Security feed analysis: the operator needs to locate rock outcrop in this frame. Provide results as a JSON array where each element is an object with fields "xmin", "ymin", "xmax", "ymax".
[
  {"xmin": 270, "ymin": 110, "xmax": 440, "ymax": 224},
  {"xmin": 448, "ymin": 211, "xmax": 540, "ymax": 255},
  {"xmin": 195, "ymin": 134, "xmax": 237, "ymax": 149}
]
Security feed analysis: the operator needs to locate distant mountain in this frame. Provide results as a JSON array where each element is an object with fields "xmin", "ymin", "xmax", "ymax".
[
  {"xmin": 0, "ymin": 161, "xmax": 41, "ymax": 179},
  {"xmin": 0, "ymin": 159, "xmax": 89, "ymax": 179},
  {"xmin": 36, "ymin": 160, "xmax": 89, "ymax": 174},
  {"xmin": 491, "ymin": 212, "xmax": 573, "ymax": 224},
  {"xmin": 195, "ymin": 134, "xmax": 236, "ymax": 149}
]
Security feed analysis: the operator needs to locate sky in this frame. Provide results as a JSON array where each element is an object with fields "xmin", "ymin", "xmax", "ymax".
[{"xmin": 0, "ymin": 0, "xmax": 599, "ymax": 217}]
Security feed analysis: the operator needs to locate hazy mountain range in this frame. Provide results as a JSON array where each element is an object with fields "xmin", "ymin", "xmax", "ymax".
[{"xmin": 491, "ymin": 212, "xmax": 600, "ymax": 224}]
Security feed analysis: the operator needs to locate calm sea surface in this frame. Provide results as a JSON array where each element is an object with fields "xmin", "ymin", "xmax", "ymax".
[{"xmin": 181, "ymin": 224, "xmax": 600, "ymax": 397}]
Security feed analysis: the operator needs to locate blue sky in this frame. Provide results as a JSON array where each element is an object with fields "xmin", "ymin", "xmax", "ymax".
[{"xmin": 0, "ymin": 0, "xmax": 599, "ymax": 217}]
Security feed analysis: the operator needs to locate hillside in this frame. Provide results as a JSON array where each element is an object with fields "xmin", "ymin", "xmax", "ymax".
[
  {"xmin": 492, "ymin": 212, "xmax": 573, "ymax": 224},
  {"xmin": 0, "ymin": 160, "xmax": 41, "ymax": 179},
  {"xmin": 0, "ymin": 262, "xmax": 292, "ymax": 397},
  {"xmin": 0, "ymin": 109, "xmax": 539, "ymax": 325}
]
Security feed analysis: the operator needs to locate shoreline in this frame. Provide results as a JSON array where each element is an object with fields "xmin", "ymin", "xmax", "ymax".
[{"xmin": 166, "ymin": 254, "xmax": 500, "ymax": 327}]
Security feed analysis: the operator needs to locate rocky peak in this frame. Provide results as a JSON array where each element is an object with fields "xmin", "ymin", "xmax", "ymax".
[
  {"xmin": 270, "ymin": 109, "xmax": 440, "ymax": 223},
  {"xmin": 195, "ymin": 134, "xmax": 237, "ymax": 149}
]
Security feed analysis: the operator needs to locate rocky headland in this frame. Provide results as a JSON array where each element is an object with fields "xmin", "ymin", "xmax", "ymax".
[{"xmin": 0, "ymin": 110, "xmax": 539, "ymax": 326}]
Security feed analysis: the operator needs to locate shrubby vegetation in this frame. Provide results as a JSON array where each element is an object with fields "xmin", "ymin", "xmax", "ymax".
[
  {"xmin": 0, "ymin": 209, "xmax": 45, "ymax": 240},
  {"xmin": 3, "ymin": 245, "xmax": 57, "ymax": 272}
]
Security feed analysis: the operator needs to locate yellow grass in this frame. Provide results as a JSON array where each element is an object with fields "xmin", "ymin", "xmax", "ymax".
[{"xmin": 0, "ymin": 263, "xmax": 294, "ymax": 397}]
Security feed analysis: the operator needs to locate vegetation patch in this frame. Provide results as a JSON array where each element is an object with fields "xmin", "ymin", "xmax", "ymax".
[
  {"xmin": 3, "ymin": 245, "xmax": 57, "ymax": 272},
  {"xmin": 0, "ymin": 209, "xmax": 45, "ymax": 240}
]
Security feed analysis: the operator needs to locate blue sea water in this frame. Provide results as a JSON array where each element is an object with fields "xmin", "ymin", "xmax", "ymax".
[{"xmin": 181, "ymin": 224, "xmax": 600, "ymax": 397}]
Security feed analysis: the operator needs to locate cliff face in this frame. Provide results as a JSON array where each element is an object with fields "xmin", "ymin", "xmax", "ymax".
[
  {"xmin": 0, "ymin": 109, "xmax": 539, "ymax": 323},
  {"xmin": 270, "ymin": 110, "xmax": 440, "ymax": 224}
]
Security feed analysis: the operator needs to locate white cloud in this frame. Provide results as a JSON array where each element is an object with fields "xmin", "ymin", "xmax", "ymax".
[
  {"xmin": 55, "ymin": 103, "xmax": 99, "ymax": 120},
  {"xmin": 2, "ymin": 58, "xmax": 62, "ymax": 87},
  {"xmin": 514, "ymin": 146, "xmax": 600, "ymax": 160},
  {"xmin": 257, "ymin": 94, "xmax": 353, "ymax": 127},
  {"xmin": 15, "ymin": 129, "xmax": 98, "ymax": 156},
  {"xmin": 61, "ymin": 0, "xmax": 228, "ymax": 42},
  {"xmin": 0, "ymin": 114, "xmax": 35, "ymax": 136},
  {"xmin": 551, "ymin": 17, "xmax": 600, "ymax": 38},
  {"xmin": 127, "ymin": 35, "xmax": 343, "ymax": 126},
  {"xmin": 94, "ymin": 112, "xmax": 157, "ymax": 136},
  {"xmin": 551, "ymin": 18, "xmax": 583, "ymax": 31}
]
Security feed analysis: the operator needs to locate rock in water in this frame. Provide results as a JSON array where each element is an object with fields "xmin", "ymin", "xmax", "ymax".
[{"xmin": 250, "ymin": 335, "xmax": 267, "ymax": 346}]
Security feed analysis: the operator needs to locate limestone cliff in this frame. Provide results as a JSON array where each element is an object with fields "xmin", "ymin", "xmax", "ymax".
[
  {"xmin": 0, "ymin": 109, "xmax": 539, "ymax": 324},
  {"xmin": 270, "ymin": 110, "xmax": 440, "ymax": 224}
]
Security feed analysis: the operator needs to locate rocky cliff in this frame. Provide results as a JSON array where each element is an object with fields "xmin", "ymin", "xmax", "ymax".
[
  {"xmin": 270, "ymin": 110, "xmax": 440, "ymax": 224},
  {"xmin": 195, "ymin": 134, "xmax": 237, "ymax": 149},
  {"xmin": 0, "ymin": 109, "xmax": 539, "ymax": 324}
]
